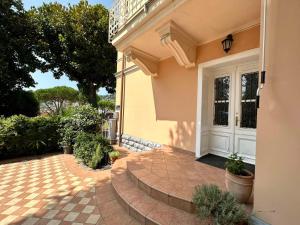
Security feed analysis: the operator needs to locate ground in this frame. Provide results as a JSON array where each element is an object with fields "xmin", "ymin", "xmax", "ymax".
[{"xmin": 0, "ymin": 153, "xmax": 139, "ymax": 225}]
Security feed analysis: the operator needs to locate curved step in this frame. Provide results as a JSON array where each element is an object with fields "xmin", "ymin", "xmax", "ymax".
[
  {"xmin": 126, "ymin": 160, "xmax": 196, "ymax": 213},
  {"xmin": 111, "ymin": 159, "xmax": 201, "ymax": 225}
]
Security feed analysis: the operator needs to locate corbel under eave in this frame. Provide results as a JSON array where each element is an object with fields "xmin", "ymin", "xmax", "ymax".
[
  {"xmin": 124, "ymin": 46, "xmax": 159, "ymax": 77},
  {"xmin": 156, "ymin": 21, "xmax": 197, "ymax": 69}
]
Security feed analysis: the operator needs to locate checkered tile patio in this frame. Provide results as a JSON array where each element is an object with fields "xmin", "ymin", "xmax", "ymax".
[{"xmin": 0, "ymin": 154, "xmax": 139, "ymax": 225}]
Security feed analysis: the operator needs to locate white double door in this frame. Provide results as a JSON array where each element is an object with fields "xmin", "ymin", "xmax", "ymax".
[{"xmin": 208, "ymin": 61, "xmax": 259, "ymax": 164}]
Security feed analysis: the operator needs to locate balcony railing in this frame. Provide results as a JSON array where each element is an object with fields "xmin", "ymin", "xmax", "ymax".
[{"xmin": 109, "ymin": 0, "xmax": 152, "ymax": 42}]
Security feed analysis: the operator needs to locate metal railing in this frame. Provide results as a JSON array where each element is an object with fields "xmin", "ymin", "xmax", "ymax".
[{"xmin": 109, "ymin": 0, "xmax": 150, "ymax": 42}]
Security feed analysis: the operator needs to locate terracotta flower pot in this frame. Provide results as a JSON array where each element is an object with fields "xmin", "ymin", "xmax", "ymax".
[
  {"xmin": 225, "ymin": 169, "xmax": 254, "ymax": 203},
  {"xmin": 63, "ymin": 145, "xmax": 73, "ymax": 154},
  {"xmin": 110, "ymin": 156, "xmax": 118, "ymax": 164}
]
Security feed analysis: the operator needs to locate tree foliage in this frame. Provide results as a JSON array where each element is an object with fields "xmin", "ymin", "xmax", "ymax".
[
  {"xmin": 29, "ymin": 0, "xmax": 117, "ymax": 106},
  {"xmin": 10, "ymin": 90, "xmax": 39, "ymax": 117},
  {"xmin": 35, "ymin": 86, "xmax": 79, "ymax": 115},
  {"xmin": 0, "ymin": 0, "xmax": 40, "ymax": 114},
  {"xmin": 98, "ymin": 99, "xmax": 115, "ymax": 115},
  {"xmin": 0, "ymin": 90, "xmax": 39, "ymax": 117}
]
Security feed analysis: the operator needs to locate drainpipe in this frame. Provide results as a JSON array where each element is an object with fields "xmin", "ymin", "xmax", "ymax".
[
  {"xmin": 118, "ymin": 54, "xmax": 126, "ymax": 146},
  {"xmin": 256, "ymin": 0, "xmax": 268, "ymax": 108},
  {"xmin": 260, "ymin": 0, "xmax": 267, "ymax": 87}
]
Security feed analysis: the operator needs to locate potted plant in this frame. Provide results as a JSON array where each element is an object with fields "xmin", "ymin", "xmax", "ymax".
[
  {"xmin": 59, "ymin": 127, "xmax": 74, "ymax": 154},
  {"xmin": 62, "ymin": 143, "xmax": 72, "ymax": 154},
  {"xmin": 109, "ymin": 150, "xmax": 120, "ymax": 164},
  {"xmin": 225, "ymin": 153, "xmax": 254, "ymax": 203}
]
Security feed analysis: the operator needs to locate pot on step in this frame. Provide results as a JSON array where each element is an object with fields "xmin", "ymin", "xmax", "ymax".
[{"xmin": 63, "ymin": 145, "xmax": 73, "ymax": 154}]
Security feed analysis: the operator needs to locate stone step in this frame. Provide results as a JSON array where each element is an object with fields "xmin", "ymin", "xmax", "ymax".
[
  {"xmin": 126, "ymin": 160, "xmax": 196, "ymax": 213},
  {"xmin": 111, "ymin": 159, "xmax": 202, "ymax": 225}
]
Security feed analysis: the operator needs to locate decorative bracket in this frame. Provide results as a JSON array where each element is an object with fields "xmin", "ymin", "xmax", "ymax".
[
  {"xmin": 124, "ymin": 47, "xmax": 159, "ymax": 77},
  {"xmin": 156, "ymin": 21, "xmax": 197, "ymax": 68}
]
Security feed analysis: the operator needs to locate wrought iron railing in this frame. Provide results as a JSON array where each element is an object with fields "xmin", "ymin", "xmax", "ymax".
[{"xmin": 109, "ymin": 0, "xmax": 150, "ymax": 42}]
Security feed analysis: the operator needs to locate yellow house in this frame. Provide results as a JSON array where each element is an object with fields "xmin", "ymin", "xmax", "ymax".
[{"xmin": 110, "ymin": 0, "xmax": 300, "ymax": 224}]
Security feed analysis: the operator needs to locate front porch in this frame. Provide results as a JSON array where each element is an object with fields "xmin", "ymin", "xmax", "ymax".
[{"xmin": 112, "ymin": 146, "xmax": 253, "ymax": 224}]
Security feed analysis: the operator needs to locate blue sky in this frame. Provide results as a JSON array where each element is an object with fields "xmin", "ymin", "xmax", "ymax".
[{"xmin": 23, "ymin": 0, "xmax": 112, "ymax": 95}]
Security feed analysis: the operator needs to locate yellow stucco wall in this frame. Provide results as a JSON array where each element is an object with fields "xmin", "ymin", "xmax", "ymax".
[
  {"xmin": 116, "ymin": 26, "xmax": 260, "ymax": 152},
  {"xmin": 254, "ymin": 1, "xmax": 300, "ymax": 224}
]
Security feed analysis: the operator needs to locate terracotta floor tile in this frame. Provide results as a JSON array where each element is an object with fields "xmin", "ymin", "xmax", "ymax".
[
  {"xmin": 0, "ymin": 146, "xmax": 252, "ymax": 225},
  {"xmin": 146, "ymin": 203, "xmax": 175, "ymax": 225},
  {"xmin": 130, "ymin": 195, "xmax": 157, "ymax": 216}
]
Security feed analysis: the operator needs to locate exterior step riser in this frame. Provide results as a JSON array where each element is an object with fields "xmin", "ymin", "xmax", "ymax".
[
  {"xmin": 111, "ymin": 179, "xmax": 160, "ymax": 225},
  {"xmin": 110, "ymin": 154, "xmax": 200, "ymax": 225},
  {"xmin": 126, "ymin": 163, "xmax": 196, "ymax": 213}
]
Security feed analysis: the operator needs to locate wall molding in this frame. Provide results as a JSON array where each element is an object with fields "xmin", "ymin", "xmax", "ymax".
[{"xmin": 115, "ymin": 65, "xmax": 139, "ymax": 78}]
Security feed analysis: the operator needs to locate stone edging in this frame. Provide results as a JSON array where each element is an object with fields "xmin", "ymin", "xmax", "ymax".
[
  {"xmin": 121, "ymin": 134, "xmax": 162, "ymax": 152},
  {"xmin": 249, "ymin": 216, "xmax": 270, "ymax": 225}
]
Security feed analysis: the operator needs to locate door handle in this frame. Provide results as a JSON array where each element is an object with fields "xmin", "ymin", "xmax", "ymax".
[{"xmin": 235, "ymin": 115, "xmax": 239, "ymax": 126}]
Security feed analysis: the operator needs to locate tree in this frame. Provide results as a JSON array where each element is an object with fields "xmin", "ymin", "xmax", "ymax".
[
  {"xmin": 0, "ymin": 0, "xmax": 40, "ymax": 115},
  {"xmin": 1, "ymin": 90, "xmax": 39, "ymax": 117},
  {"xmin": 29, "ymin": 0, "xmax": 117, "ymax": 107},
  {"xmin": 35, "ymin": 86, "xmax": 79, "ymax": 115},
  {"xmin": 98, "ymin": 99, "xmax": 115, "ymax": 115}
]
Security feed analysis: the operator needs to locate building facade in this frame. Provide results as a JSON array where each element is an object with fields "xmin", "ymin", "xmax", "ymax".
[{"xmin": 110, "ymin": 0, "xmax": 300, "ymax": 224}]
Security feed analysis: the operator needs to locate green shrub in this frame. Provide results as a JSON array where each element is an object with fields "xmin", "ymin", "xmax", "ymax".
[
  {"xmin": 89, "ymin": 144, "xmax": 103, "ymax": 169},
  {"xmin": 215, "ymin": 192, "xmax": 248, "ymax": 225},
  {"xmin": 0, "ymin": 115, "xmax": 60, "ymax": 159},
  {"xmin": 73, "ymin": 132, "xmax": 96, "ymax": 165},
  {"xmin": 59, "ymin": 105, "xmax": 101, "ymax": 148},
  {"xmin": 225, "ymin": 153, "xmax": 246, "ymax": 175},
  {"xmin": 193, "ymin": 184, "xmax": 247, "ymax": 225},
  {"xmin": 193, "ymin": 184, "xmax": 223, "ymax": 220},
  {"xmin": 73, "ymin": 132, "xmax": 112, "ymax": 169}
]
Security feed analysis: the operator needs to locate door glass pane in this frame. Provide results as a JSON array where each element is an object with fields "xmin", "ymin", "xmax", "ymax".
[
  {"xmin": 240, "ymin": 72, "xmax": 259, "ymax": 128},
  {"xmin": 214, "ymin": 76, "xmax": 230, "ymax": 126}
]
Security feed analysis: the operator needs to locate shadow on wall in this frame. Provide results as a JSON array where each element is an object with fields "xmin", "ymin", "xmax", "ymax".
[
  {"xmin": 168, "ymin": 121, "xmax": 196, "ymax": 151},
  {"xmin": 151, "ymin": 57, "xmax": 198, "ymax": 151}
]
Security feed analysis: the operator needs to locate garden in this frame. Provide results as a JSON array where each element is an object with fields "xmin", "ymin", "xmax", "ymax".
[
  {"xmin": 1, "ymin": 0, "xmax": 118, "ymax": 168},
  {"xmin": 0, "ymin": 104, "xmax": 120, "ymax": 169}
]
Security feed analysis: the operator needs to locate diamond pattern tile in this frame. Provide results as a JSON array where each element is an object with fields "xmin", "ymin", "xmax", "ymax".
[{"xmin": 0, "ymin": 154, "xmax": 138, "ymax": 225}]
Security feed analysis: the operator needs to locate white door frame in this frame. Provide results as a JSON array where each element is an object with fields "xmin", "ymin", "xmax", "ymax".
[{"xmin": 195, "ymin": 48, "xmax": 260, "ymax": 158}]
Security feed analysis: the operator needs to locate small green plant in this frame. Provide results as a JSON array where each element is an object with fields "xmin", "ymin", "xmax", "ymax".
[
  {"xmin": 193, "ymin": 184, "xmax": 247, "ymax": 225},
  {"xmin": 225, "ymin": 153, "xmax": 246, "ymax": 175},
  {"xmin": 109, "ymin": 150, "xmax": 120, "ymax": 159},
  {"xmin": 89, "ymin": 144, "xmax": 103, "ymax": 169}
]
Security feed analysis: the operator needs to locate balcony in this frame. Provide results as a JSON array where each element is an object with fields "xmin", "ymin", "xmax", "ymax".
[
  {"xmin": 109, "ymin": 0, "xmax": 169, "ymax": 43},
  {"xmin": 109, "ymin": 0, "xmax": 260, "ymax": 68}
]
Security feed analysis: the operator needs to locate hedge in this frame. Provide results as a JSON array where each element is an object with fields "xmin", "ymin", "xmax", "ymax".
[{"xmin": 0, "ymin": 115, "xmax": 61, "ymax": 159}]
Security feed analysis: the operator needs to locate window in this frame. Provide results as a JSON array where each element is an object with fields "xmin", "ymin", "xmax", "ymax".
[
  {"xmin": 240, "ymin": 72, "xmax": 259, "ymax": 128},
  {"xmin": 214, "ymin": 76, "xmax": 230, "ymax": 126}
]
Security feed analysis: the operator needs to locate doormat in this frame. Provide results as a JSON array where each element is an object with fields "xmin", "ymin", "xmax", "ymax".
[{"xmin": 196, "ymin": 154, "xmax": 255, "ymax": 174}]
